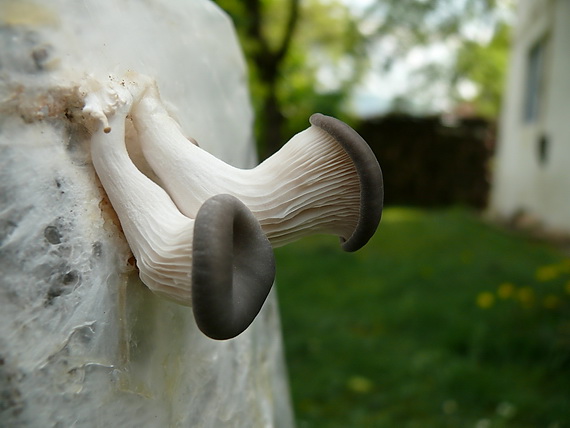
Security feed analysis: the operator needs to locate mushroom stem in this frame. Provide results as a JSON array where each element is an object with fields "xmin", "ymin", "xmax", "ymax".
[
  {"xmin": 132, "ymin": 84, "xmax": 383, "ymax": 251},
  {"xmin": 84, "ymin": 81, "xmax": 275, "ymax": 340},
  {"xmin": 85, "ymin": 84, "xmax": 197, "ymax": 304}
]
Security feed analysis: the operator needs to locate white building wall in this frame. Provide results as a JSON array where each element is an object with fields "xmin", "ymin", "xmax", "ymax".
[{"xmin": 490, "ymin": 0, "xmax": 570, "ymax": 231}]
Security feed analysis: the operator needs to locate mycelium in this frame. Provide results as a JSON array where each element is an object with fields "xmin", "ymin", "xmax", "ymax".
[
  {"xmin": 83, "ymin": 74, "xmax": 383, "ymax": 340},
  {"xmin": 83, "ymin": 78, "xmax": 275, "ymax": 340},
  {"xmin": 131, "ymin": 82, "xmax": 383, "ymax": 251}
]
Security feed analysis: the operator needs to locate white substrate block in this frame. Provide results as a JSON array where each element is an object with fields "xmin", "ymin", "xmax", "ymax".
[{"xmin": 0, "ymin": 0, "xmax": 294, "ymax": 426}]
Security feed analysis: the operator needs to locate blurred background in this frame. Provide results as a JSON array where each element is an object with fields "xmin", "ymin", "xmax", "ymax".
[{"xmin": 213, "ymin": 0, "xmax": 570, "ymax": 426}]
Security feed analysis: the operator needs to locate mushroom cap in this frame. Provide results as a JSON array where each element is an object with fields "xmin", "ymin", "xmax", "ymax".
[
  {"xmin": 309, "ymin": 113, "xmax": 383, "ymax": 252},
  {"xmin": 191, "ymin": 194, "xmax": 276, "ymax": 340}
]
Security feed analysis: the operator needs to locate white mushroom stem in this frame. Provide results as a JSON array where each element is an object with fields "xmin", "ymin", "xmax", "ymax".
[
  {"xmin": 83, "ymin": 79, "xmax": 276, "ymax": 340},
  {"xmin": 84, "ymin": 83, "xmax": 196, "ymax": 305},
  {"xmin": 132, "ymin": 84, "xmax": 382, "ymax": 251}
]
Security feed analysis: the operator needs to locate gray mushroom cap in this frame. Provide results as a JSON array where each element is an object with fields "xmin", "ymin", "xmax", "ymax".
[
  {"xmin": 309, "ymin": 113, "xmax": 384, "ymax": 252},
  {"xmin": 192, "ymin": 194, "xmax": 276, "ymax": 340}
]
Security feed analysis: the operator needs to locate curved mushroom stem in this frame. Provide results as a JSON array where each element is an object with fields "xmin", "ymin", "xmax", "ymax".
[
  {"xmin": 85, "ymin": 81, "xmax": 196, "ymax": 304},
  {"xmin": 84, "ymin": 80, "xmax": 275, "ymax": 339},
  {"xmin": 132, "ymin": 83, "xmax": 383, "ymax": 251}
]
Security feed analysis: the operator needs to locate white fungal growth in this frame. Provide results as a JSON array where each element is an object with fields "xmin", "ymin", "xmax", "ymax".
[{"xmin": 83, "ymin": 77, "xmax": 196, "ymax": 305}]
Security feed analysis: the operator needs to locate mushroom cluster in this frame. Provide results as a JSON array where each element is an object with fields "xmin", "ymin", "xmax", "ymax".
[{"xmin": 83, "ymin": 74, "xmax": 383, "ymax": 340}]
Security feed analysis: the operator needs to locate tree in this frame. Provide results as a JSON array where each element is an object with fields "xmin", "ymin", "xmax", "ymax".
[
  {"xmin": 452, "ymin": 22, "xmax": 511, "ymax": 117},
  {"xmin": 215, "ymin": 0, "xmax": 513, "ymax": 157},
  {"xmin": 213, "ymin": 0, "xmax": 299, "ymax": 158},
  {"xmin": 361, "ymin": 0, "xmax": 513, "ymax": 117},
  {"xmin": 213, "ymin": 0, "xmax": 367, "ymax": 158},
  {"xmin": 364, "ymin": 0, "xmax": 505, "ymax": 51}
]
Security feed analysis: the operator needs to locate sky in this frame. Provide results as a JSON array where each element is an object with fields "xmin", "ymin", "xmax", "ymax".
[
  {"xmin": 350, "ymin": 42, "xmax": 456, "ymax": 117},
  {"xmin": 337, "ymin": 0, "xmax": 515, "ymax": 118}
]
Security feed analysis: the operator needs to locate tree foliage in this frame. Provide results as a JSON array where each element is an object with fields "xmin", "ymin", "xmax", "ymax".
[
  {"xmin": 363, "ymin": 0, "xmax": 513, "ymax": 117},
  {"xmin": 365, "ymin": 0, "xmax": 502, "ymax": 47},
  {"xmin": 213, "ymin": 0, "xmax": 367, "ymax": 158},
  {"xmin": 214, "ymin": 0, "xmax": 513, "ymax": 157},
  {"xmin": 452, "ymin": 22, "xmax": 511, "ymax": 118}
]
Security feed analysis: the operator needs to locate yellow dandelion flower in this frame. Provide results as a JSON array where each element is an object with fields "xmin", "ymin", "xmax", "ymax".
[
  {"xmin": 535, "ymin": 265, "xmax": 560, "ymax": 282},
  {"xmin": 497, "ymin": 282, "xmax": 515, "ymax": 299},
  {"xmin": 476, "ymin": 292, "xmax": 495, "ymax": 309},
  {"xmin": 347, "ymin": 376, "xmax": 374, "ymax": 394},
  {"xmin": 543, "ymin": 294, "xmax": 561, "ymax": 309}
]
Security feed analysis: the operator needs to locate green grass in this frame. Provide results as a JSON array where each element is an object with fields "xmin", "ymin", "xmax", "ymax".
[{"xmin": 275, "ymin": 207, "xmax": 570, "ymax": 428}]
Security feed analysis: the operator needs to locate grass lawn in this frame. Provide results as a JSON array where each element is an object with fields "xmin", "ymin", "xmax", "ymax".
[{"xmin": 275, "ymin": 207, "xmax": 570, "ymax": 428}]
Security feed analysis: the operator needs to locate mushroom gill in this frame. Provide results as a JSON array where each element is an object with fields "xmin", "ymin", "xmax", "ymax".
[{"xmin": 131, "ymin": 83, "xmax": 383, "ymax": 251}]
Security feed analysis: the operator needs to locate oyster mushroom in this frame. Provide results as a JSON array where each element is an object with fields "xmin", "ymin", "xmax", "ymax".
[
  {"xmin": 83, "ymin": 80, "xmax": 274, "ymax": 339},
  {"xmin": 83, "ymin": 74, "xmax": 383, "ymax": 340},
  {"xmin": 131, "ymin": 83, "xmax": 383, "ymax": 251}
]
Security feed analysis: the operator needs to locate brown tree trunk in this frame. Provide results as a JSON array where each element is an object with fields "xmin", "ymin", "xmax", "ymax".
[
  {"xmin": 260, "ymin": 84, "xmax": 285, "ymax": 159},
  {"xmin": 240, "ymin": 0, "xmax": 300, "ymax": 159}
]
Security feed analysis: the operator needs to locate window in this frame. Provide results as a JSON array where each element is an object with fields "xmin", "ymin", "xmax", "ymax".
[{"xmin": 523, "ymin": 37, "xmax": 547, "ymax": 123}]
